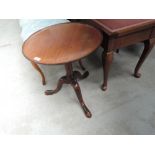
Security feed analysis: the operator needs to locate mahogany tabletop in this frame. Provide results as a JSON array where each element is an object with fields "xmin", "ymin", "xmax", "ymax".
[
  {"xmin": 87, "ymin": 19, "xmax": 155, "ymax": 36},
  {"xmin": 22, "ymin": 23, "xmax": 102, "ymax": 65}
]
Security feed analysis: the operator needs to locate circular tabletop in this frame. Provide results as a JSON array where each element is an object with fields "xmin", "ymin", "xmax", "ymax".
[{"xmin": 22, "ymin": 23, "xmax": 103, "ymax": 65}]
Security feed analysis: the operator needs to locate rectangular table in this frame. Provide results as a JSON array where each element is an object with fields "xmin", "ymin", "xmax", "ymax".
[{"xmin": 80, "ymin": 19, "xmax": 155, "ymax": 91}]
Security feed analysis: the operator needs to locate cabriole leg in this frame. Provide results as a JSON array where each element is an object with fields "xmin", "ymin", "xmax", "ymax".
[
  {"xmin": 134, "ymin": 40, "xmax": 154, "ymax": 78},
  {"xmin": 101, "ymin": 51, "xmax": 113, "ymax": 91}
]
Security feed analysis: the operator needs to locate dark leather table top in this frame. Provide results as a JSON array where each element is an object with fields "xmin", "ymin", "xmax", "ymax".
[{"xmin": 89, "ymin": 19, "xmax": 155, "ymax": 36}]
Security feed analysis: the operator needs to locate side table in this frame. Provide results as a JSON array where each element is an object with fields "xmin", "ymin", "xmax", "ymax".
[
  {"xmin": 22, "ymin": 23, "xmax": 102, "ymax": 118},
  {"xmin": 81, "ymin": 19, "xmax": 155, "ymax": 91}
]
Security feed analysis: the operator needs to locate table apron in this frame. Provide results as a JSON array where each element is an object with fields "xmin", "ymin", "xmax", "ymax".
[
  {"xmin": 107, "ymin": 29, "xmax": 152, "ymax": 51},
  {"xmin": 150, "ymin": 27, "xmax": 155, "ymax": 38}
]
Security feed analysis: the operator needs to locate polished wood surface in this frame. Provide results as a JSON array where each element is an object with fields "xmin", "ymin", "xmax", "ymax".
[
  {"xmin": 23, "ymin": 23, "xmax": 102, "ymax": 118},
  {"xmin": 23, "ymin": 23, "xmax": 102, "ymax": 65},
  {"xmin": 79, "ymin": 19, "xmax": 155, "ymax": 91}
]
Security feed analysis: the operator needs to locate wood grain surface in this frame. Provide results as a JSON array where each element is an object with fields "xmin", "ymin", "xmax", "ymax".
[{"xmin": 23, "ymin": 23, "xmax": 102, "ymax": 65}]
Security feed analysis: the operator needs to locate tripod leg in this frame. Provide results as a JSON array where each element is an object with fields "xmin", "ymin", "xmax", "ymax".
[
  {"xmin": 78, "ymin": 60, "xmax": 86, "ymax": 70},
  {"xmin": 73, "ymin": 71, "xmax": 89, "ymax": 80},
  {"xmin": 45, "ymin": 77, "xmax": 65, "ymax": 95},
  {"xmin": 71, "ymin": 80, "xmax": 92, "ymax": 118}
]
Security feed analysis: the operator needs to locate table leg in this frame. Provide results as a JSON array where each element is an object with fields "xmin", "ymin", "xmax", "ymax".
[
  {"xmin": 31, "ymin": 61, "xmax": 46, "ymax": 85},
  {"xmin": 71, "ymin": 80, "xmax": 92, "ymax": 118},
  {"xmin": 45, "ymin": 77, "xmax": 65, "ymax": 95},
  {"xmin": 45, "ymin": 62, "xmax": 92, "ymax": 118},
  {"xmin": 78, "ymin": 60, "xmax": 86, "ymax": 70},
  {"xmin": 116, "ymin": 49, "xmax": 119, "ymax": 53},
  {"xmin": 101, "ymin": 51, "xmax": 113, "ymax": 91},
  {"xmin": 73, "ymin": 70, "xmax": 89, "ymax": 80},
  {"xmin": 134, "ymin": 40, "xmax": 154, "ymax": 78}
]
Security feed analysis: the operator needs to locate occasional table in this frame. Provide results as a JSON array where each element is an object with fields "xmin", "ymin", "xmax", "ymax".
[
  {"xmin": 22, "ymin": 23, "xmax": 102, "ymax": 118},
  {"xmin": 80, "ymin": 19, "xmax": 155, "ymax": 91}
]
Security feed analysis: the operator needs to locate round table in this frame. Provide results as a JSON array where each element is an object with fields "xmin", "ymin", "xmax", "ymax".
[{"xmin": 22, "ymin": 23, "xmax": 102, "ymax": 118}]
